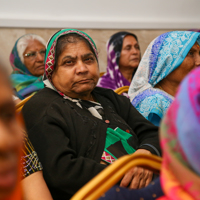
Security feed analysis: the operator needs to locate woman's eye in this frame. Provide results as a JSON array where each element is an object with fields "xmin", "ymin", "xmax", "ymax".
[
  {"xmin": 85, "ymin": 57, "xmax": 94, "ymax": 62},
  {"xmin": 188, "ymin": 51, "xmax": 194, "ymax": 56},
  {"xmin": 135, "ymin": 45, "xmax": 140, "ymax": 50},
  {"xmin": 64, "ymin": 60, "xmax": 73, "ymax": 65},
  {"xmin": 27, "ymin": 52, "xmax": 36, "ymax": 57},
  {"xmin": 125, "ymin": 46, "xmax": 131, "ymax": 50}
]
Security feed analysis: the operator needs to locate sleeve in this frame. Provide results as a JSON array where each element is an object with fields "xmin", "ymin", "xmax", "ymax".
[
  {"xmin": 25, "ymin": 110, "xmax": 106, "ymax": 197},
  {"xmin": 112, "ymin": 93, "xmax": 161, "ymax": 156},
  {"xmin": 21, "ymin": 132, "xmax": 43, "ymax": 179}
]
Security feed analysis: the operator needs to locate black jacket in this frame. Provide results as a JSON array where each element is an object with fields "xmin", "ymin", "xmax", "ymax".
[{"xmin": 22, "ymin": 87, "xmax": 161, "ymax": 200}]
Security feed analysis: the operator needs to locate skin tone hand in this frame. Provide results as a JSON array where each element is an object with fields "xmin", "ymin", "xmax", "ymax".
[{"xmin": 120, "ymin": 149, "xmax": 153, "ymax": 189}]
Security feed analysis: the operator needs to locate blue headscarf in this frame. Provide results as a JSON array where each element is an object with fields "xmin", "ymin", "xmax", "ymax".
[{"xmin": 128, "ymin": 31, "xmax": 200, "ymax": 126}]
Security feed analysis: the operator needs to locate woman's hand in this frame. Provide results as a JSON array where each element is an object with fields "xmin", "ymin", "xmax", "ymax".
[{"xmin": 120, "ymin": 149, "xmax": 153, "ymax": 189}]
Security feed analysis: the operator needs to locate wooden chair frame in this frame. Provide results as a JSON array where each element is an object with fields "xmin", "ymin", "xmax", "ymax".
[
  {"xmin": 71, "ymin": 154, "xmax": 162, "ymax": 200},
  {"xmin": 15, "ymin": 95, "xmax": 33, "ymax": 113},
  {"xmin": 114, "ymin": 86, "xmax": 129, "ymax": 95}
]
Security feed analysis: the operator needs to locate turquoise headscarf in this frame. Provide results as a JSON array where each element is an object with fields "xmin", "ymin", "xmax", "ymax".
[
  {"xmin": 128, "ymin": 31, "xmax": 200, "ymax": 126},
  {"xmin": 10, "ymin": 34, "xmax": 45, "ymax": 100}
]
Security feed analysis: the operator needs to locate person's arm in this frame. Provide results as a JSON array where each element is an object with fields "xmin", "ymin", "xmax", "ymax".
[
  {"xmin": 112, "ymin": 92, "xmax": 161, "ymax": 156},
  {"xmin": 21, "ymin": 171, "xmax": 53, "ymax": 200},
  {"xmin": 110, "ymin": 92, "xmax": 161, "ymax": 189},
  {"xmin": 26, "ymin": 113, "xmax": 106, "ymax": 197}
]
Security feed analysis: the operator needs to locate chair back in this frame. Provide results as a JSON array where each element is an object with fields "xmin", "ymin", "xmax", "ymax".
[
  {"xmin": 15, "ymin": 95, "xmax": 33, "ymax": 113},
  {"xmin": 114, "ymin": 86, "xmax": 129, "ymax": 95},
  {"xmin": 71, "ymin": 153, "xmax": 162, "ymax": 200},
  {"xmin": 100, "ymin": 72, "xmax": 105, "ymax": 77}
]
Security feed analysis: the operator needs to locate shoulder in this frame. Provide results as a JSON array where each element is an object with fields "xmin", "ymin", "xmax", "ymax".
[
  {"xmin": 22, "ymin": 87, "xmax": 66, "ymax": 128},
  {"xmin": 23, "ymin": 87, "xmax": 62, "ymax": 110},
  {"xmin": 135, "ymin": 93, "xmax": 171, "ymax": 119},
  {"xmin": 94, "ymin": 87, "xmax": 131, "ymax": 112}
]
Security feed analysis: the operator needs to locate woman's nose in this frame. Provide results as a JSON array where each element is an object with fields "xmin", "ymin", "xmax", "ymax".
[
  {"xmin": 131, "ymin": 47, "xmax": 138, "ymax": 55},
  {"xmin": 195, "ymin": 54, "xmax": 200, "ymax": 67},
  {"xmin": 76, "ymin": 61, "xmax": 88, "ymax": 74},
  {"xmin": 35, "ymin": 52, "xmax": 44, "ymax": 62}
]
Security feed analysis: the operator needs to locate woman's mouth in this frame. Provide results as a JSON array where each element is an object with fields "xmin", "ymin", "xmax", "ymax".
[
  {"xmin": 0, "ymin": 167, "xmax": 17, "ymax": 190},
  {"xmin": 77, "ymin": 79, "xmax": 91, "ymax": 84},
  {"xmin": 131, "ymin": 58, "xmax": 139, "ymax": 61},
  {"xmin": 36, "ymin": 65, "xmax": 45, "ymax": 69}
]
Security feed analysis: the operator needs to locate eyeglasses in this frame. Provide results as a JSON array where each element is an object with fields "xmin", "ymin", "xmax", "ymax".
[{"xmin": 24, "ymin": 49, "xmax": 46, "ymax": 60}]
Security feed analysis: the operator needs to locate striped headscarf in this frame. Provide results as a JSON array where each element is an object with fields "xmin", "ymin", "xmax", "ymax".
[
  {"xmin": 158, "ymin": 67, "xmax": 200, "ymax": 200},
  {"xmin": 43, "ymin": 29, "xmax": 98, "ymax": 101}
]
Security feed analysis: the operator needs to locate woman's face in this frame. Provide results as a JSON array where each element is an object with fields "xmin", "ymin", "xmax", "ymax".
[
  {"xmin": 118, "ymin": 35, "xmax": 141, "ymax": 69},
  {"xmin": 167, "ymin": 42, "xmax": 200, "ymax": 84},
  {"xmin": 0, "ymin": 73, "xmax": 21, "ymax": 199},
  {"xmin": 52, "ymin": 40, "xmax": 99, "ymax": 99},
  {"xmin": 23, "ymin": 39, "xmax": 45, "ymax": 77}
]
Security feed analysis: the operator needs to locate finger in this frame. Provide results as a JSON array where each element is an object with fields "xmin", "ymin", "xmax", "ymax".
[
  {"xmin": 145, "ymin": 171, "xmax": 153, "ymax": 187},
  {"xmin": 120, "ymin": 167, "xmax": 136, "ymax": 187},
  {"xmin": 138, "ymin": 169, "xmax": 150, "ymax": 189},
  {"xmin": 129, "ymin": 167, "xmax": 144, "ymax": 189}
]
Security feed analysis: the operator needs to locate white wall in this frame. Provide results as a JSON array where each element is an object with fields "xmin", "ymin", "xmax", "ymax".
[{"xmin": 1, "ymin": 0, "xmax": 200, "ymax": 29}]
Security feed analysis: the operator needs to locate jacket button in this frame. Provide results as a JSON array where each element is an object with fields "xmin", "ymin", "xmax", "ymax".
[{"xmin": 105, "ymin": 120, "xmax": 110, "ymax": 124}]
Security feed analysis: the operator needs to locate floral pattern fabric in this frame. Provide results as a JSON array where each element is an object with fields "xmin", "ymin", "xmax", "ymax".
[{"xmin": 128, "ymin": 31, "xmax": 200, "ymax": 125}]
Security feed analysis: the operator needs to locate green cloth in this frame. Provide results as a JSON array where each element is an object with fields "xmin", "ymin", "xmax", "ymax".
[{"xmin": 105, "ymin": 127, "xmax": 136, "ymax": 160}]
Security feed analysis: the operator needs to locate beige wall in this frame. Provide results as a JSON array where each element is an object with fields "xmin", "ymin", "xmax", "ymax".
[{"xmin": 0, "ymin": 28, "xmax": 184, "ymax": 74}]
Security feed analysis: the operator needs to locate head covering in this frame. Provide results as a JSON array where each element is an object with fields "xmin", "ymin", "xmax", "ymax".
[
  {"xmin": 159, "ymin": 67, "xmax": 200, "ymax": 200},
  {"xmin": 10, "ymin": 34, "xmax": 45, "ymax": 100},
  {"xmin": 128, "ymin": 31, "xmax": 200, "ymax": 124},
  {"xmin": 97, "ymin": 32, "xmax": 139, "ymax": 90},
  {"xmin": 43, "ymin": 29, "xmax": 98, "ymax": 101},
  {"xmin": 188, "ymin": 29, "xmax": 200, "ymax": 32}
]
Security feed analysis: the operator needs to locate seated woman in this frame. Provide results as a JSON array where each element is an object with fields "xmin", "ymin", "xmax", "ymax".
[
  {"xmin": 0, "ymin": 63, "xmax": 52, "ymax": 200},
  {"xmin": 97, "ymin": 31, "xmax": 141, "ymax": 91},
  {"xmin": 22, "ymin": 29, "xmax": 160, "ymax": 200},
  {"xmin": 128, "ymin": 31, "xmax": 200, "ymax": 126},
  {"xmin": 10, "ymin": 34, "xmax": 46, "ymax": 100},
  {"xmin": 99, "ymin": 67, "xmax": 200, "ymax": 200}
]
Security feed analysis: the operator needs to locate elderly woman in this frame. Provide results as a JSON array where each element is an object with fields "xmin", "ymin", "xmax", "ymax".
[
  {"xmin": 128, "ymin": 31, "xmax": 200, "ymax": 126},
  {"xmin": 0, "ymin": 63, "xmax": 52, "ymax": 200},
  {"xmin": 10, "ymin": 34, "xmax": 46, "ymax": 99},
  {"xmin": 97, "ymin": 31, "xmax": 141, "ymax": 90},
  {"xmin": 99, "ymin": 67, "xmax": 200, "ymax": 200},
  {"xmin": 22, "ymin": 29, "xmax": 160, "ymax": 200}
]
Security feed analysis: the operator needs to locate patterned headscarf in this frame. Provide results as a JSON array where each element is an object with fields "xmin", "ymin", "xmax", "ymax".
[
  {"xmin": 97, "ymin": 32, "xmax": 139, "ymax": 90},
  {"xmin": 128, "ymin": 31, "xmax": 200, "ymax": 124},
  {"xmin": 43, "ymin": 29, "xmax": 98, "ymax": 101},
  {"xmin": 10, "ymin": 34, "xmax": 45, "ymax": 100},
  {"xmin": 158, "ymin": 67, "xmax": 200, "ymax": 200}
]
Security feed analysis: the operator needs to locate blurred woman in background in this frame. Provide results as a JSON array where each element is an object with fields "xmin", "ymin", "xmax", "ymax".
[
  {"xmin": 0, "ymin": 63, "xmax": 52, "ymax": 200},
  {"xmin": 128, "ymin": 31, "xmax": 200, "ymax": 126},
  {"xmin": 97, "ymin": 32, "xmax": 141, "ymax": 91},
  {"xmin": 99, "ymin": 67, "xmax": 200, "ymax": 200},
  {"xmin": 10, "ymin": 34, "xmax": 46, "ymax": 99}
]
